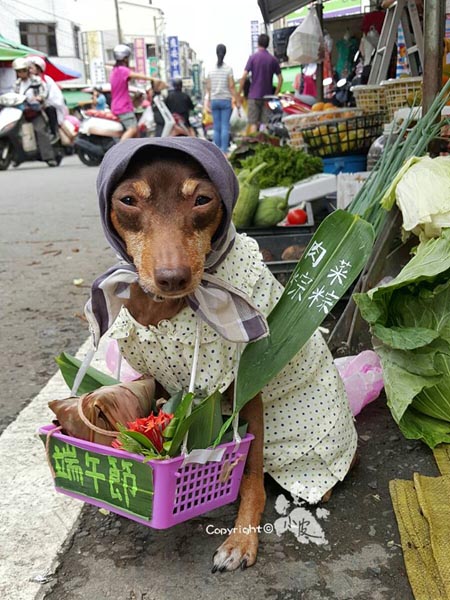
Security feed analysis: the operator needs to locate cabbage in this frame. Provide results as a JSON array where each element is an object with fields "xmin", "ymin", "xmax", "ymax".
[
  {"xmin": 354, "ymin": 230, "xmax": 450, "ymax": 447},
  {"xmin": 380, "ymin": 156, "xmax": 450, "ymax": 241}
]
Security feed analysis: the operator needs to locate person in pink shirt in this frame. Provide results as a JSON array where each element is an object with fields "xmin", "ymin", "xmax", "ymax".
[{"xmin": 110, "ymin": 44, "xmax": 166, "ymax": 141}]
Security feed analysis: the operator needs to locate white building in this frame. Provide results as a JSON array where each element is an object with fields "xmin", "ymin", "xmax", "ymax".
[
  {"xmin": 1, "ymin": 0, "xmax": 84, "ymax": 80},
  {"xmin": 1, "ymin": 0, "xmax": 198, "ymax": 84}
]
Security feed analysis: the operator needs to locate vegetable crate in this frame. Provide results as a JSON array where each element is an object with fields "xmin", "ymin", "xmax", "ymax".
[
  {"xmin": 39, "ymin": 425, "xmax": 253, "ymax": 530},
  {"xmin": 282, "ymin": 108, "xmax": 363, "ymax": 149},
  {"xmin": 351, "ymin": 84, "xmax": 387, "ymax": 117},
  {"xmin": 380, "ymin": 77, "xmax": 422, "ymax": 120},
  {"xmin": 239, "ymin": 226, "xmax": 314, "ymax": 283},
  {"xmin": 301, "ymin": 113, "xmax": 384, "ymax": 158}
]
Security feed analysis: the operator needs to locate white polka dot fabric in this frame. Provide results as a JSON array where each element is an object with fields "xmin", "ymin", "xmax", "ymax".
[{"xmin": 109, "ymin": 234, "xmax": 357, "ymax": 504}]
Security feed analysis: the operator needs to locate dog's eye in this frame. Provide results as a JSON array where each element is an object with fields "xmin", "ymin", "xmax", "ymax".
[
  {"xmin": 120, "ymin": 196, "xmax": 135, "ymax": 206},
  {"xmin": 195, "ymin": 195, "xmax": 212, "ymax": 206}
]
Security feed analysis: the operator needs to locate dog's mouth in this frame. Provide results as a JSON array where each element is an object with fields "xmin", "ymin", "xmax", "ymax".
[{"xmin": 138, "ymin": 272, "xmax": 201, "ymax": 300}]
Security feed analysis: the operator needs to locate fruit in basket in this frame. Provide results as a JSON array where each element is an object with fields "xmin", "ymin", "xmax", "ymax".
[
  {"xmin": 253, "ymin": 186, "xmax": 294, "ymax": 227},
  {"xmin": 323, "ymin": 103, "xmax": 335, "ymax": 110},
  {"xmin": 312, "ymin": 102, "xmax": 325, "ymax": 111},
  {"xmin": 232, "ymin": 162, "xmax": 268, "ymax": 228}
]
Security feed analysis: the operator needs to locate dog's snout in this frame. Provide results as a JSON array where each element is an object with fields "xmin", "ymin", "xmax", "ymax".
[{"xmin": 155, "ymin": 266, "xmax": 192, "ymax": 293}]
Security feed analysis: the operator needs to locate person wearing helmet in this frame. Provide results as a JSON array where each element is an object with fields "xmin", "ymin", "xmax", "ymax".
[
  {"xmin": 12, "ymin": 57, "xmax": 56, "ymax": 165},
  {"xmin": 28, "ymin": 55, "xmax": 68, "ymax": 141},
  {"xmin": 165, "ymin": 77, "xmax": 195, "ymax": 135},
  {"xmin": 110, "ymin": 44, "xmax": 166, "ymax": 141}
]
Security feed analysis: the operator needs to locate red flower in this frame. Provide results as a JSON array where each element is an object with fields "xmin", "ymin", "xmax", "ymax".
[{"xmin": 114, "ymin": 411, "xmax": 174, "ymax": 453}]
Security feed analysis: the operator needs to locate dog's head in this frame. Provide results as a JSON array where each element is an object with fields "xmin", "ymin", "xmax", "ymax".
[{"xmin": 110, "ymin": 147, "xmax": 223, "ymax": 297}]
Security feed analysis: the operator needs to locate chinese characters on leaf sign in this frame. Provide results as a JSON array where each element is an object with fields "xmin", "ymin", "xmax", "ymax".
[{"xmin": 232, "ymin": 210, "xmax": 375, "ymax": 415}]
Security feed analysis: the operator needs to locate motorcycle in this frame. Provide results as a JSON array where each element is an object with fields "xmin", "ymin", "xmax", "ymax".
[
  {"xmin": 0, "ymin": 92, "xmax": 68, "ymax": 170},
  {"xmin": 74, "ymin": 109, "xmax": 123, "ymax": 167},
  {"xmin": 263, "ymin": 93, "xmax": 313, "ymax": 143}
]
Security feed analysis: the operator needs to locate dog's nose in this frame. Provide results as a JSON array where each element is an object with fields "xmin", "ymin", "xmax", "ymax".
[{"xmin": 154, "ymin": 267, "xmax": 192, "ymax": 293}]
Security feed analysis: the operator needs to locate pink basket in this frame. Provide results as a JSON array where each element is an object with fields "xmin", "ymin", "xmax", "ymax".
[{"xmin": 39, "ymin": 424, "xmax": 253, "ymax": 529}]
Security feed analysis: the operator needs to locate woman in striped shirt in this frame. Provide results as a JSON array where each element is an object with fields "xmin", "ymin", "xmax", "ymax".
[{"xmin": 206, "ymin": 44, "xmax": 240, "ymax": 155}]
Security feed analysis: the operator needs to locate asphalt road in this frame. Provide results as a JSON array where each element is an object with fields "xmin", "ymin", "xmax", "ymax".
[
  {"xmin": 0, "ymin": 155, "xmax": 437, "ymax": 599},
  {"xmin": 0, "ymin": 155, "xmax": 115, "ymax": 432}
]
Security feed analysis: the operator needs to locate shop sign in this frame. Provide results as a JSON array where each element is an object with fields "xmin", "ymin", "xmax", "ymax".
[
  {"xmin": 133, "ymin": 37, "xmax": 147, "ymax": 82},
  {"xmin": 250, "ymin": 20, "xmax": 260, "ymax": 53},
  {"xmin": 191, "ymin": 62, "xmax": 201, "ymax": 97},
  {"xmin": 168, "ymin": 36, "xmax": 181, "ymax": 79},
  {"xmin": 287, "ymin": 0, "xmax": 362, "ymax": 24}
]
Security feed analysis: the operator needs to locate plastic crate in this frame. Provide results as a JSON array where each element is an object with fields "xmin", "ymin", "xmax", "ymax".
[
  {"xmin": 351, "ymin": 84, "xmax": 387, "ymax": 115},
  {"xmin": 39, "ymin": 424, "xmax": 253, "ymax": 530},
  {"xmin": 301, "ymin": 113, "xmax": 384, "ymax": 158},
  {"xmin": 322, "ymin": 154, "xmax": 367, "ymax": 175},
  {"xmin": 380, "ymin": 77, "xmax": 422, "ymax": 120},
  {"xmin": 282, "ymin": 108, "xmax": 362, "ymax": 148}
]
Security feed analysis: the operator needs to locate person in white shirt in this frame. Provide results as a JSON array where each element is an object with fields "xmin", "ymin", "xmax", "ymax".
[
  {"xmin": 12, "ymin": 57, "xmax": 56, "ymax": 164},
  {"xmin": 28, "ymin": 55, "xmax": 68, "ymax": 140},
  {"xmin": 205, "ymin": 44, "xmax": 240, "ymax": 154}
]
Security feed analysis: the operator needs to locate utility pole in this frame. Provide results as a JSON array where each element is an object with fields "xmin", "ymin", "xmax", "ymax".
[{"xmin": 114, "ymin": 0, "xmax": 123, "ymax": 44}]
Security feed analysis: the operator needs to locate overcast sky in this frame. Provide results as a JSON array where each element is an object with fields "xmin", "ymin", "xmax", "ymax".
[{"xmin": 155, "ymin": 0, "xmax": 263, "ymax": 76}]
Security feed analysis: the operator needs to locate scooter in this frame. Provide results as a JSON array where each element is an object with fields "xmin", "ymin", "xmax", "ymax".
[
  {"xmin": 263, "ymin": 93, "xmax": 313, "ymax": 143},
  {"xmin": 0, "ymin": 92, "xmax": 66, "ymax": 170},
  {"xmin": 74, "ymin": 109, "xmax": 123, "ymax": 167}
]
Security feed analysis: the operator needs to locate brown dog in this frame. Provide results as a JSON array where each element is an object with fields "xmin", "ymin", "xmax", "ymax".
[{"xmin": 109, "ymin": 148, "xmax": 266, "ymax": 571}]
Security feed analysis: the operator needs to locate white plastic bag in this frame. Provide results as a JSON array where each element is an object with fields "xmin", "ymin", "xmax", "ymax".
[
  {"xmin": 287, "ymin": 5, "xmax": 323, "ymax": 64},
  {"xmin": 229, "ymin": 106, "xmax": 247, "ymax": 132},
  {"xmin": 334, "ymin": 350, "xmax": 384, "ymax": 416}
]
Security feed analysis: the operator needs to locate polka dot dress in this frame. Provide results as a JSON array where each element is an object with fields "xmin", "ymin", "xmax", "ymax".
[{"xmin": 109, "ymin": 234, "xmax": 357, "ymax": 504}]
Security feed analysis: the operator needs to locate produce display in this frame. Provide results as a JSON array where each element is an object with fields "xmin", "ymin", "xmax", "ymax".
[
  {"xmin": 354, "ymin": 231, "xmax": 450, "ymax": 448},
  {"xmin": 286, "ymin": 207, "xmax": 308, "ymax": 225},
  {"xmin": 232, "ymin": 163, "xmax": 268, "ymax": 228},
  {"xmin": 231, "ymin": 143, "xmax": 322, "ymax": 189},
  {"xmin": 301, "ymin": 112, "xmax": 384, "ymax": 157}
]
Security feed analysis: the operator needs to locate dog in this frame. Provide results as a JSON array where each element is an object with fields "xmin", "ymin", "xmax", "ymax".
[{"xmin": 87, "ymin": 137, "xmax": 357, "ymax": 572}]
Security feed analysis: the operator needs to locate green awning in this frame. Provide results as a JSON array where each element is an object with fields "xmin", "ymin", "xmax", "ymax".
[
  {"xmin": 0, "ymin": 34, "xmax": 45, "ymax": 62},
  {"xmin": 62, "ymin": 89, "xmax": 92, "ymax": 109}
]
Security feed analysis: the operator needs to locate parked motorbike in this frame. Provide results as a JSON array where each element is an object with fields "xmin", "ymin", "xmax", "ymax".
[
  {"xmin": 0, "ymin": 92, "xmax": 68, "ymax": 170},
  {"xmin": 263, "ymin": 93, "xmax": 312, "ymax": 143},
  {"xmin": 74, "ymin": 109, "xmax": 123, "ymax": 166}
]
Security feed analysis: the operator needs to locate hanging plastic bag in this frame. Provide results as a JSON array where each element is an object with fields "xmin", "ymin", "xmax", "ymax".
[
  {"xmin": 334, "ymin": 350, "xmax": 384, "ymax": 416},
  {"xmin": 230, "ymin": 106, "xmax": 247, "ymax": 132},
  {"xmin": 287, "ymin": 5, "xmax": 323, "ymax": 64},
  {"xmin": 105, "ymin": 338, "xmax": 142, "ymax": 382}
]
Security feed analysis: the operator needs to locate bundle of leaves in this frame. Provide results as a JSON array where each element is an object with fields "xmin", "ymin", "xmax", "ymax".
[{"xmin": 233, "ymin": 143, "xmax": 322, "ymax": 188}]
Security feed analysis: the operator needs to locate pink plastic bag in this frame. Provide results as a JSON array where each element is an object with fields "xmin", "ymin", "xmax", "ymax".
[
  {"xmin": 105, "ymin": 339, "xmax": 142, "ymax": 382},
  {"xmin": 334, "ymin": 350, "xmax": 384, "ymax": 416}
]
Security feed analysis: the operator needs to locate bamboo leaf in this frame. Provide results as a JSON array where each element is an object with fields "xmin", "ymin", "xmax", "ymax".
[
  {"xmin": 234, "ymin": 210, "xmax": 374, "ymax": 412},
  {"xmin": 165, "ymin": 390, "xmax": 223, "ymax": 457},
  {"xmin": 56, "ymin": 352, "xmax": 118, "ymax": 394}
]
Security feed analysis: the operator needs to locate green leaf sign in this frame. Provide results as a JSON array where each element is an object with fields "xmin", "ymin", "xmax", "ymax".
[
  {"xmin": 41, "ymin": 434, "xmax": 154, "ymax": 520},
  {"xmin": 235, "ymin": 210, "xmax": 375, "ymax": 411}
]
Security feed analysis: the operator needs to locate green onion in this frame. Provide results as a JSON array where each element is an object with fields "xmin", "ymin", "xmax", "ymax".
[{"xmin": 347, "ymin": 79, "xmax": 450, "ymax": 236}]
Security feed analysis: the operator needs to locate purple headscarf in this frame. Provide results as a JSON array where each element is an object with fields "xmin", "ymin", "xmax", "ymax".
[{"xmin": 85, "ymin": 137, "xmax": 269, "ymax": 348}]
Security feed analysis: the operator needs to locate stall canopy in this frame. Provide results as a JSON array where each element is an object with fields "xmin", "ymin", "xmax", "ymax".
[
  {"xmin": 0, "ymin": 35, "xmax": 81, "ymax": 81},
  {"xmin": 258, "ymin": 0, "xmax": 310, "ymax": 23}
]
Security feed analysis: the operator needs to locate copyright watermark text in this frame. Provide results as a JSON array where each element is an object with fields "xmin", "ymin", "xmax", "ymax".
[{"xmin": 205, "ymin": 523, "xmax": 274, "ymax": 535}]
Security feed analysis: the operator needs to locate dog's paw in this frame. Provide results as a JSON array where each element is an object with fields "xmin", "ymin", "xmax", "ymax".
[{"xmin": 211, "ymin": 531, "xmax": 258, "ymax": 573}]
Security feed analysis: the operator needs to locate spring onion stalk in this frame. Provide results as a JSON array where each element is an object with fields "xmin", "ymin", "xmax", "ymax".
[{"xmin": 347, "ymin": 78, "xmax": 450, "ymax": 236}]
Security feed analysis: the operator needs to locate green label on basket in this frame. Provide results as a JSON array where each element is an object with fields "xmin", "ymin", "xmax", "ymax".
[{"xmin": 44, "ymin": 436, "xmax": 154, "ymax": 520}]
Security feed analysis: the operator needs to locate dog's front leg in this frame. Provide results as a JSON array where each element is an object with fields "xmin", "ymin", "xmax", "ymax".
[{"xmin": 212, "ymin": 393, "xmax": 266, "ymax": 572}]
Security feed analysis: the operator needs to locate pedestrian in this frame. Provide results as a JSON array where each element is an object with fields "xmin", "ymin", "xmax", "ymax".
[
  {"xmin": 92, "ymin": 87, "xmax": 108, "ymax": 111},
  {"xmin": 165, "ymin": 78, "xmax": 195, "ymax": 135},
  {"xmin": 110, "ymin": 44, "xmax": 164, "ymax": 141},
  {"xmin": 206, "ymin": 44, "xmax": 240, "ymax": 155},
  {"xmin": 12, "ymin": 57, "xmax": 56, "ymax": 165},
  {"xmin": 28, "ymin": 55, "xmax": 68, "ymax": 141},
  {"xmin": 151, "ymin": 79, "xmax": 168, "ymax": 137},
  {"xmin": 239, "ymin": 33, "xmax": 283, "ymax": 133}
]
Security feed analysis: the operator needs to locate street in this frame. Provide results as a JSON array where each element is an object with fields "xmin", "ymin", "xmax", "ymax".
[{"xmin": 0, "ymin": 156, "xmax": 437, "ymax": 600}]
